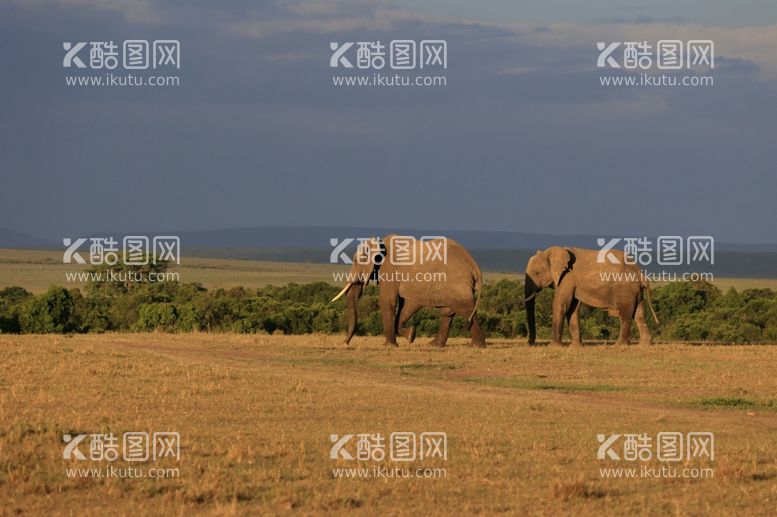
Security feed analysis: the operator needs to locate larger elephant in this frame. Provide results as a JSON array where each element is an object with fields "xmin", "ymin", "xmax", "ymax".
[
  {"xmin": 523, "ymin": 247, "xmax": 658, "ymax": 346},
  {"xmin": 331, "ymin": 235, "xmax": 486, "ymax": 348}
]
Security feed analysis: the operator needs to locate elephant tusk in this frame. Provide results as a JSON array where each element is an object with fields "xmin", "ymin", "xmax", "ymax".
[
  {"xmin": 523, "ymin": 292, "xmax": 537, "ymax": 303},
  {"xmin": 331, "ymin": 282, "xmax": 353, "ymax": 302}
]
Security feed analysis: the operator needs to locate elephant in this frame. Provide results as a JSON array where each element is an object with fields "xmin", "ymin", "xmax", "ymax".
[
  {"xmin": 331, "ymin": 235, "xmax": 486, "ymax": 348},
  {"xmin": 523, "ymin": 247, "xmax": 658, "ymax": 346}
]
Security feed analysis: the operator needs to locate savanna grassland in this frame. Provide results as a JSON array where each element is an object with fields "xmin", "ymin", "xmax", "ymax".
[
  {"xmin": 0, "ymin": 248, "xmax": 527, "ymax": 294},
  {"xmin": 2, "ymin": 333, "xmax": 777, "ymax": 515},
  {"xmin": 3, "ymin": 248, "xmax": 777, "ymax": 294}
]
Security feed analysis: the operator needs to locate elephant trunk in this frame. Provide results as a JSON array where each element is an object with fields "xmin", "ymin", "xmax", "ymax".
[
  {"xmin": 525, "ymin": 274, "xmax": 538, "ymax": 345},
  {"xmin": 344, "ymin": 283, "xmax": 364, "ymax": 344}
]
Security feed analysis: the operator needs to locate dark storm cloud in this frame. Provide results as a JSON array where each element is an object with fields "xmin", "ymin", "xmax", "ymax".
[{"xmin": 1, "ymin": 1, "xmax": 776, "ymax": 243}]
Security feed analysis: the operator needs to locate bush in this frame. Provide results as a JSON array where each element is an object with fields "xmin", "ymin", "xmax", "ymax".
[
  {"xmin": 0, "ymin": 287, "xmax": 32, "ymax": 333},
  {"xmin": 0, "ymin": 277, "xmax": 774, "ymax": 342},
  {"xmin": 135, "ymin": 302, "xmax": 178, "ymax": 331},
  {"xmin": 18, "ymin": 287, "xmax": 75, "ymax": 333}
]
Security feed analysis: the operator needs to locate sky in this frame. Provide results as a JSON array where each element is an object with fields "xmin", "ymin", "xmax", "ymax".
[{"xmin": 1, "ymin": 0, "xmax": 776, "ymax": 243}]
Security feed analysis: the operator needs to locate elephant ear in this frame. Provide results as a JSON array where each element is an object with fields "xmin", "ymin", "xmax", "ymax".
[{"xmin": 548, "ymin": 247, "xmax": 573, "ymax": 287}]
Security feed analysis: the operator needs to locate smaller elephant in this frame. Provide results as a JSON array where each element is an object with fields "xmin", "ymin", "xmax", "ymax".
[{"xmin": 524, "ymin": 247, "xmax": 659, "ymax": 346}]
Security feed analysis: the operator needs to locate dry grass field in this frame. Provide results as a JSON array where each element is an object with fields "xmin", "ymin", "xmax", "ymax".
[
  {"xmin": 0, "ymin": 249, "xmax": 352, "ymax": 293},
  {"xmin": 2, "ymin": 248, "xmax": 777, "ymax": 293},
  {"xmin": 2, "ymin": 333, "xmax": 776, "ymax": 515},
  {"xmin": 0, "ymin": 248, "xmax": 522, "ymax": 293}
]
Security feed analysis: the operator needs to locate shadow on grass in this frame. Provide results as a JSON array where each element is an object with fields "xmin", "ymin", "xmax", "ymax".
[{"xmin": 464, "ymin": 376, "xmax": 625, "ymax": 393}]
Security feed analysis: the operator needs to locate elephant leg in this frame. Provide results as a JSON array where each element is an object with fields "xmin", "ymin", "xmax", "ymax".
[
  {"xmin": 381, "ymin": 296, "xmax": 399, "ymax": 347},
  {"xmin": 635, "ymin": 299, "xmax": 652, "ymax": 345},
  {"xmin": 468, "ymin": 314, "xmax": 486, "ymax": 348},
  {"xmin": 567, "ymin": 299, "xmax": 582, "ymax": 347},
  {"xmin": 551, "ymin": 294, "xmax": 571, "ymax": 346},
  {"xmin": 396, "ymin": 298, "xmax": 421, "ymax": 343},
  {"xmin": 394, "ymin": 296, "xmax": 406, "ymax": 340},
  {"xmin": 429, "ymin": 310, "xmax": 454, "ymax": 347},
  {"xmin": 614, "ymin": 307, "xmax": 633, "ymax": 346}
]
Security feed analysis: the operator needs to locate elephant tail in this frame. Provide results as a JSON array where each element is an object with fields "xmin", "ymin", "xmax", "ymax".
[
  {"xmin": 642, "ymin": 280, "xmax": 660, "ymax": 325},
  {"xmin": 468, "ymin": 265, "xmax": 483, "ymax": 322}
]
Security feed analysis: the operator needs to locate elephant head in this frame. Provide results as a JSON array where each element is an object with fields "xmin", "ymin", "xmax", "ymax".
[
  {"xmin": 524, "ymin": 247, "xmax": 573, "ymax": 344},
  {"xmin": 330, "ymin": 237, "xmax": 385, "ymax": 344}
]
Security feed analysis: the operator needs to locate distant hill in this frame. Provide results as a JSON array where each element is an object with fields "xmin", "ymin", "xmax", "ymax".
[
  {"xmin": 180, "ymin": 247, "xmax": 777, "ymax": 279},
  {"xmin": 5, "ymin": 225, "xmax": 777, "ymax": 252},
  {"xmin": 3, "ymin": 225, "xmax": 777, "ymax": 278},
  {"xmin": 176, "ymin": 226, "xmax": 586, "ymax": 250},
  {"xmin": 0, "ymin": 228, "xmax": 56, "ymax": 249},
  {"xmin": 173, "ymin": 226, "xmax": 777, "ymax": 253}
]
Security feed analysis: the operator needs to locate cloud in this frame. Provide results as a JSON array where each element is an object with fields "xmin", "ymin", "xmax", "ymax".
[
  {"xmin": 572, "ymin": 92, "xmax": 669, "ymax": 118},
  {"xmin": 510, "ymin": 21, "xmax": 777, "ymax": 79},
  {"xmin": 221, "ymin": 1, "xmax": 777, "ymax": 81},
  {"xmin": 263, "ymin": 51, "xmax": 313, "ymax": 63},
  {"xmin": 16, "ymin": 0, "xmax": 776, "ymax": 81},
  {"xmin": 597, "ymin": 15, "xmax": 689, "ymax": 25},
  {"xmin": 277, "ymin": 0, "xmax": 395, "ymax": 17},
  {"xmin": 498, "ymin": 65, "xmax": 536, "ymax": 75},
  {"xmin": 230, "ymin": 15, "xmax": 395, "ymax": 39},
  {"xmin": 227, "ymin": 7, "xmax": 471, "ymax": 40},
  {"xmin": 2, "ymin": 0, "xmax": 776, "ymax": 241},
  {"xmin": 11, "ymin": 0, "xmax": 160, "ymax": 23}
]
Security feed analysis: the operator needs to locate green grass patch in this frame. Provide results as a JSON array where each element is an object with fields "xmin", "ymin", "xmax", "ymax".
[
  {"xmin": 397, "ymin": 362, "xmax": 460, "ymax": 377},
  {"xmin": 397, "ymin": 362, "xmax": 459, "ymax": 371},
  {"xmin": 695, "ymin": 397, "xmax": 776, "ymax": 409},
  {"xmin": 464, "ymin": 376, "xmax": 625, "ymax": 393},
  {"xmin": 271, "ymin": 356, "xmax": 361, "ymax": 368}
]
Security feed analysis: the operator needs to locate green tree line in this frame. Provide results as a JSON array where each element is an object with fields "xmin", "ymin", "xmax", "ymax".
[{"xmin": 1, "ymin": 263, "xmax": 776, "ymax": 342}]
